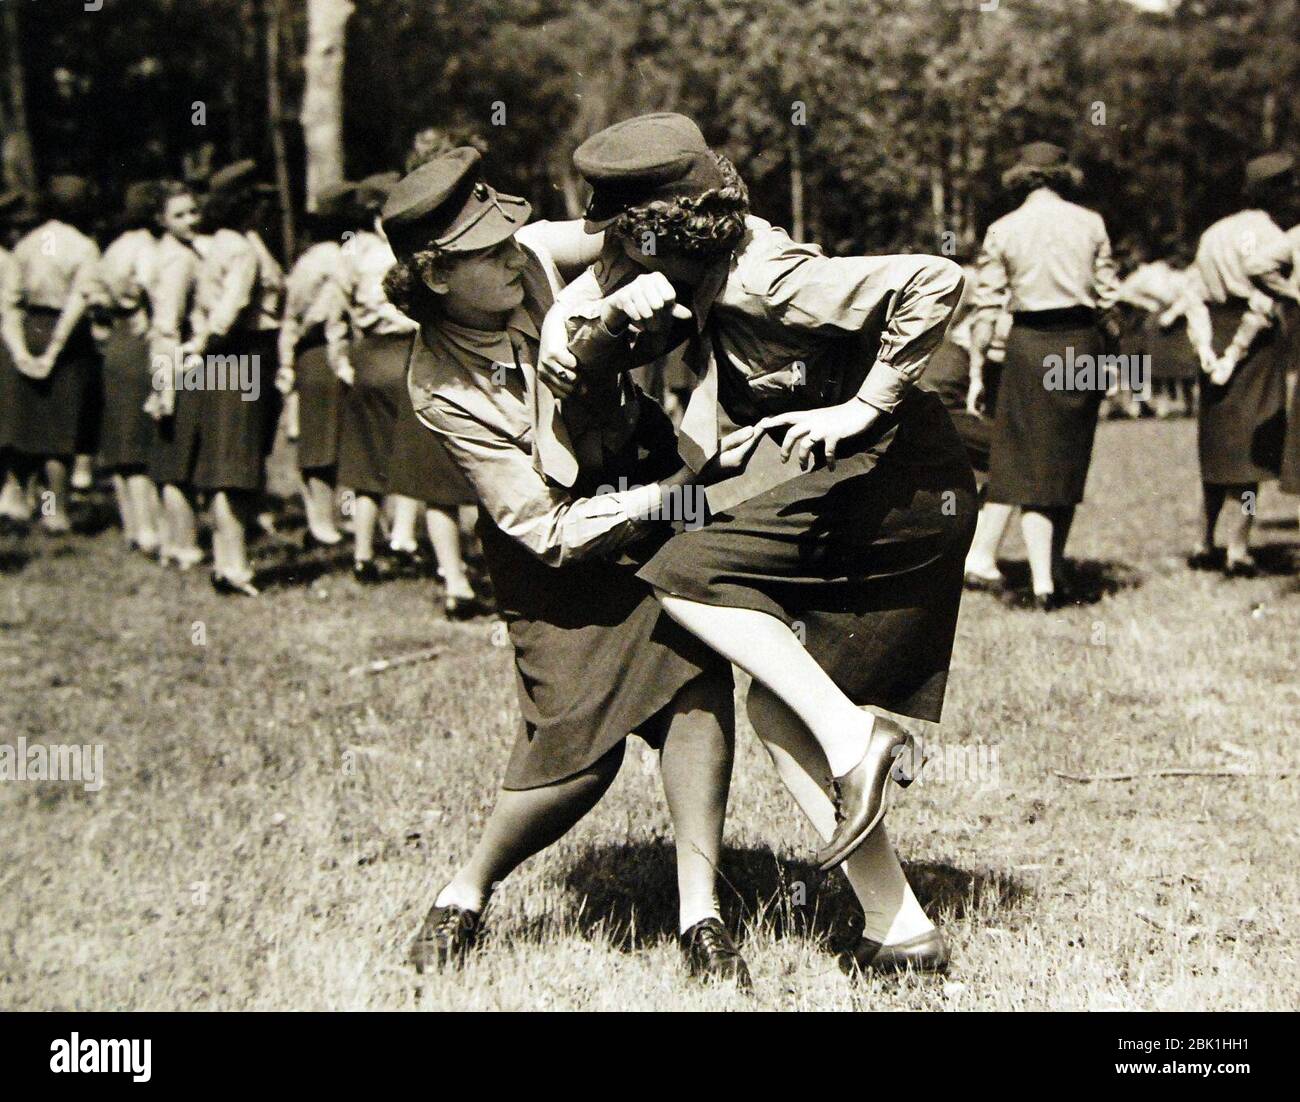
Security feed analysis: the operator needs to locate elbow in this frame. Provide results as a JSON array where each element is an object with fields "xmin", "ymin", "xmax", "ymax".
[{"xmin": 930, "ymin": 257, "xmax": 965, "ymax": 305}]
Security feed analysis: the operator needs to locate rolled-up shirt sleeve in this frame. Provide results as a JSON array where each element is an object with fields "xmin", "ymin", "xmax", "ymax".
[
  {"xmin": 759, "ymin": 250, "xmax": 964, "ymax": 413},
  {"xmin": 150, "ymin": 247, "xmax": 193, "ymax": 354},
  {"xmin": 203, "ymin": 245, "xmax": 258, "ymax": 340},
  {"xmin": 1244, "ymin": 229, "xmax": 1300, "ymax": 302},
  {"xmin": 1092, "ymin": 221, "xmax": 1120, "ymax": 313},
  {"xmin": 414, "ymin": 399, "xmax": 659, "ymax": 567}
]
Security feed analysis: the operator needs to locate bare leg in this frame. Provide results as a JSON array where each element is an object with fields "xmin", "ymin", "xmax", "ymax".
[
  {"xmin": 128, "ymin": 474, "xmax": 161, "ymax": 551},
  {"xmin": 964, "ymin": 501, "xmax": 1013, "ymax": 579},
  {"xmin": 435, "ymin": 742, "xmax": 626, "ymax": 912},
  {"xmin": 211, "ymin": 489, "xmax": 255, "ymax": 583},
  {"xmin": 71, "ymin": 454, "xmax": 94, "ymax": 490},
  {"xmin": 655, "ymin": 594, "xmax": 873, "ymax": 777},
  {"xmin": 389, "ymin": 493, "xmax": 421, "ymax": 551},
  {"xmin": 303, "ymin": 472, "xmax": 341, "ymax": 542},
  {"xmin": 112, "ymin": 474, "xmax": 135, "ymax": 543},
  {"xmin": 658, "ymin": 672, "xmax": 734, "ymax": 932},
  {"xmin": 352, "ymin": 492, "xmax": 380, "ymax": 564},
  {"xmin": 426, "ymin": 505, "xmax": 474, "ymax": 599},
  {"xmin": 161, "ymin": 484, "xmax": 201, "ymax": 565},
  {"xmin": 1020, "ymin": 507, "xmax": 1055, "ymax": 596},
  {"xmin": 39, "ymin": 459, "xmax": 71, "ymax": 531},
  {"xmin": 746, "ymin": 682, "xmax": 933, "ymax": 944},
  {"xmin": 0, "ymin": 470, "xmax": 30, "ymax": 520},
  {"xmin": 1222, "ymin": 482, "xmax": 1256, "ymax": 563}
]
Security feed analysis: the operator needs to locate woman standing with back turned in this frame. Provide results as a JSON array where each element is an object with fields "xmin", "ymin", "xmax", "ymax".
[
  {"xmin": 0, "ymin": 176, "xmax": 102, "ymax": 535},
  {"xmin": 963, "ymin": 142, "xmax": 1120, "ymax": 609}
]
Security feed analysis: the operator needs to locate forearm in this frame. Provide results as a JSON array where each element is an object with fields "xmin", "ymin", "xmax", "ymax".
[
  {"xmin": 45, "ymin": 291, "xmax": 90, "ymax": 359},
  {"xmin": 1, "ymin": 306, "xmax": 28, "ymax": 361}
]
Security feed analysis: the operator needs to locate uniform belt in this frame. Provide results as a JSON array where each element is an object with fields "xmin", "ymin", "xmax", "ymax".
[{"xmin": 1011, "ymin": 306, "xmax": 1097, "ymax": 328}]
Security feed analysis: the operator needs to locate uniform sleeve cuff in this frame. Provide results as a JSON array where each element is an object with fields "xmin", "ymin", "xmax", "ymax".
[{"xmin": 855, "ymin": 361, "xmax": 910, "ymax": 413}]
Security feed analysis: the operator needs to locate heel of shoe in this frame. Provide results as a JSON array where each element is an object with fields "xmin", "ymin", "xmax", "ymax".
[{"xmin": 890, "ymin": 732, "xmax": 924, "ymax": 788}]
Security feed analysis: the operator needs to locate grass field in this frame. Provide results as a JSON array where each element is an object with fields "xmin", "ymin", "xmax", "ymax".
[{"xmin": 2, "ymin": 417, "xmax": 1298, "ymax": 1011}]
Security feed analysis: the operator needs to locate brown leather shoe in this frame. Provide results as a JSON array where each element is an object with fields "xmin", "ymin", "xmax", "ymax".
[
  {"xmin": 840, "ymin": 928, "xmax": 950, "ymax": 977},
  {"xmin": 409, "ymin": 903, "xmax": 481, "ymax": 974},
  {"xmin": 680, "ymin": 917, "xmax": 752, "ymax": 991},
  {"xmin": 815, "ymin": 717, "xmax": 914, "ymax": 872}
]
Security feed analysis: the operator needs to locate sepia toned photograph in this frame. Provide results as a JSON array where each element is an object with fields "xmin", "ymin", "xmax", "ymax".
[{"xmin": 0, "ymin": 0, "xmax": 1294, "ymax": 1054}]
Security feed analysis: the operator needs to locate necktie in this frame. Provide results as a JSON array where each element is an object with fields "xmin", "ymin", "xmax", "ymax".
[
  {"xmin": 676, "ymin": 334, "xmax": 720, "ymax": 471},
  {"xmin": 516, "ymin": 333, "xmax": 579, "ymax": 488}
]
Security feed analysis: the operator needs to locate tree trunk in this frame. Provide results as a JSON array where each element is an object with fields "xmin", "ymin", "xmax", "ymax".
[
  {"xmin": 266, "ymin": 0, "xmax": 295, "ymax": 260},
  {"xmin": 0, "ymin": 4, "xmax": 37, "ymax": 193},
  {"xmin": 301, "ymin": 0, "xmax": 354, "ymax": 212},
  {"xmin": 788, "ymin": 126, "xmax": 805, "ymax": 243}
]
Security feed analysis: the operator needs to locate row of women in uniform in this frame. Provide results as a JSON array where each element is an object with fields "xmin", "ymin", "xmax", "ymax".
[
  {"xmin": 0, "ymin": 163, "xmax": 480, "ymax": 608},
  {"xmin": 948, "ymin": 144, "xmax": 1300, "ymax": 609}
]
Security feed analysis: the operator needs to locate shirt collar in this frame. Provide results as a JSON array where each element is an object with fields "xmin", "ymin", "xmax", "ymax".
[{"xmin": 428, "ymin": 305, "xmax": 536, "ymax": 371}]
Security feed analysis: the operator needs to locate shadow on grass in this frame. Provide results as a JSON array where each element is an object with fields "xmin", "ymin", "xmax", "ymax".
[
  {"xmin": 997, "ymin": 557, "xmax": 1141, "ymax": 605},
  {"xmin": 554, "ymin": 841, "xmax": 1030, "ymax": 953},
  {"xmin": 0, "ymin": 544, "xmax": 31, "ymax": 573},
  {"xmin": 1248, "ymin": 543, "xmax": 1299, "ymax": 575}
]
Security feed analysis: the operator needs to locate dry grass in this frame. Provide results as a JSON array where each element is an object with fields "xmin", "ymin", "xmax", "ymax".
[{"xmin": 2, "ymin": 418, "xmax": 1298, "ymax": 1010}]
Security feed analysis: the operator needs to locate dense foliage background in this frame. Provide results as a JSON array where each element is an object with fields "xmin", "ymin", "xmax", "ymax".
[{"xmin": 3, "ymin": 0, "xmax": 1297, "ymax": 262}]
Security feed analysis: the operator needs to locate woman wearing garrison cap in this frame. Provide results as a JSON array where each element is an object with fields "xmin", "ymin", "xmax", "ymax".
[
  {"xmin": 1181, "ymin": 152, "xmax": 1295, "ymax": 576},
  {"xmin": 381, "ymin": 148, "xmax": 749, "ymax": 986},
  {"xmin": 332, "ymin": 172, "xmax": 474, "ymax": 605},
  {"xmin": 183, "ymin": 160, "xmax": 283, "ymax": 595},
  {"xmin": 961, "ymin": 142, "xmax": 1121, "ymax": 609},
  {"xmin": 276, "ymin": 179, "xmax": 356, "ymax": 549},
  {"xmin": 0, "ymin": 175, "xmax": 103, "ymax": 534},
  {"xmin": 87, "ymin": 181, "xmax": 164, "ymax": 554},
  {"xmin": 540, "ymin": 112, "xmax": 977, "ymax": 975}
]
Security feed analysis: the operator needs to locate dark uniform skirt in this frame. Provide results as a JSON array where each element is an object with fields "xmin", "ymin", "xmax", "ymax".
[
  {"xmin": 1199, "ymin": 301, "xmax": 1286, "ymax": 486},
  {"xmin": 480, "ymin": 395, "xmax": 728, "ymax": 790},
  {"xmin": 638, "ymin": 388, "xmax": 977, "ymax": 724},
  {"xmin": 919, "ymin": 337, "xmax": 994, "ymax": 473},
  {"xmin": 1273, "ymin": 305, "xmax": 1300, "ymax": 494},
  {"xmin": 4, "ymin": 309, "xmax": 100, "ymax": 460},
  {"xmin": 190, "ymin": 329, "xmax": 280, "ymax": 493},
  {"xmin": 387, "ymin": 390, "xmax": 475, "ymax": 506},
  {"xmin": 1140, "ymin": 312, "xmax": 1199, "ymax": 382},
  {"xmin": 336, "ymin": 331, "xmax": 407, "ymax": 496},
  {"xmin": 0, "ymin": 325, "xmax": 18, "ymax": 455},
  {"xmin": 987, "ymin": 308, "xmax": 1103, "ymax": 507},
  {"xmin": 293, "ymin": 326, "xmax": 343, "ymax": 473},
  {"xmin": 97, "ymin": 313, "xmax": 156, "ymax": 472}
]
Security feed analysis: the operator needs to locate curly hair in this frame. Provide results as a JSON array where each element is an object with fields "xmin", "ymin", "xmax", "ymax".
[
  {"xmin": 382, "ymin": 243, "xmax": 457, "ymax": 318},
  {"xmin": 151, "ymin": 180, "xmax": 195, "ymax": 233},
  {"xmin": 1002, "ymin": 162, "xmax": 1083, "ymax": 200},
  {"xmin": 606, "ymin": 153, "xmax": 750, "ymax": 262}
]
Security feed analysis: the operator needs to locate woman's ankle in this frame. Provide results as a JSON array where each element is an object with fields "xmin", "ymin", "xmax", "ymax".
[{"xmin": 435, "ymin": 879, "xmax": 488, "ymax": 913}]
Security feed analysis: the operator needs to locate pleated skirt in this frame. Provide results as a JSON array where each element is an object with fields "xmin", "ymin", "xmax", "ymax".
[
  {"xmin": 638, "ymin": 388, "xmax": 977, "ymax": 724},
  {"xmin": 1198, "ymin": 302, "xmax": 1286, "ymax": 486},
  {"xmin": 987, "ymin": 314, "xmax": 1103, "ymax": 506},
  {"xmin": 97, "ymin": 314, "xmax": 156, "ymax": 472},
  {"xmin": 3, "ymin": 311, "xmax": 100, "ymax": 460}
]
